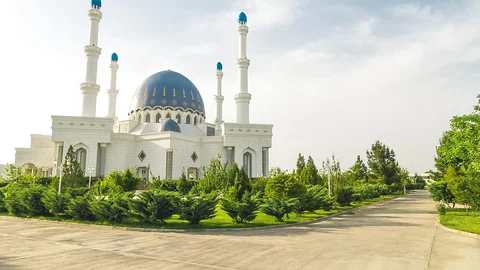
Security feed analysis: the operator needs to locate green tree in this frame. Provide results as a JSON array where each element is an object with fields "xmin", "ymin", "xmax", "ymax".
[
  {"xmin": 197, "ymin": 157, "xmax": 228, "ymax": 194},
  {"xmin": 350, "ymin": 155, "xmax": 369, "ymax": 182},
  {"xmin": 296, "ymin": 154, "xmax": 306, "ymax": 176},
  {"xmin": 62, "ymin": 146, "xmax": 86, "ymax": 191},
  {"xmin": 264, "ymin": 173, "xmax": 306, "ymax": 201},
  {"xmin": 433, "ymin": 95, "xmax": 480, "ymax": 212},
  {"xmin": 300, "ymin": 156, "xmax": 320, "ymax": 185},
  {"xmin": 366, "ymin": 141, "xmax": 401, "ymax": 185},
  {"xmin": 176, "ymin": 171, "xmax": 190, "ymax": 195}
]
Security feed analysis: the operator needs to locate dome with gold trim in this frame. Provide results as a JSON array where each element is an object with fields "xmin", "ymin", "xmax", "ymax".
[{"xmin": 129, "ymin": 70, "xmax": 205, "ymax": 117}]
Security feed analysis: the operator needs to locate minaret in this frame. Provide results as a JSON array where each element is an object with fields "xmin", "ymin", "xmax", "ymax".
[
  {"xmin": 214, "ymin": 62, "xmax": 224, "ymax": 132},
  {"xmin": 235, "ymin": 12, "xmax": 251, "ymax": 124},
  {"xmin": 80, "ymin": 0, "xmax": 103, "ymax": 117},
  {"xmin": 107, "ymin": 52, "xmax": 119, "ymax": 118}
]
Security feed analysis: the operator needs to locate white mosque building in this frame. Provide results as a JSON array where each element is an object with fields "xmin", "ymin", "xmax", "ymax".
[{"xmin": 14, "ymin": 0, "xmax": 273, "ymax": 180}]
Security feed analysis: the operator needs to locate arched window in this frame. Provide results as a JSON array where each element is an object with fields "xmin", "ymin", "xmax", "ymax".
[
  {"xmin": 186, "ymin": 115, "xmax": 191, "ymax": 124},
  {"xmin": 243, "ymin": 152, "xmax": 252, "ymax": 178},
  {"xmin": 76, "ymin": 148, "xmax": 87, "ymax": 173},
  {"xmin": 156, "ymin": 113, "xmax": 161, "ymax": 123},
  {"xmin": 176, "ymin": 114, "xmax": 181, "ymax": 123},
  {"xmin": 138, "ymin": 114, "xmax": 142, "ymax": 122},
  {"xmin": 133, "ymin": 115, "xmax": 136, "ymax": 121},
  {"xmin": 146, "ymin": 113, "xmax": 151, "ymax": 123},
  {"xmin": 166, "ymin": 113, "xmax": 171, "ymax": 119},
  {"xmin": 194, "ymin": 116, "xmax": 197, "ymax": 125}
]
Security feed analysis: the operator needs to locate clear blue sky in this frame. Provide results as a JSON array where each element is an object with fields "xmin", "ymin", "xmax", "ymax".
[{"xmin": 1, "ymin": 0, "xmax": 479, "ymax": 173}]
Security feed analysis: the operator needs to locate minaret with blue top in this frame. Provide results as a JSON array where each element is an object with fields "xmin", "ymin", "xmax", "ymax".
[
  {"xmin": 80, "ymin": 0, "xmax": 103, "ymax": 117},
  {"xmin": 235, "ymin": 12, "xmax": 251, "ymax": 124},
  {"xmin": 214, "ymin": 62, "xmax": 224, "ymax": 132},
  {"xmin": 108, "ymin": 52, "xmax": 119, "ymax": 118}
]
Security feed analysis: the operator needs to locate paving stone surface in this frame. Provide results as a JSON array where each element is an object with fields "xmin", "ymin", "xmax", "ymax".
[{"xmin": 0, "ymin": 190, "xmax": 478, "ymax": 269}]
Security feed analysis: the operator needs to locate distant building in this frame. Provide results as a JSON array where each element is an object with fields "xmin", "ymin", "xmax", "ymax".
[
  {"xmin": 0, "ymin": 164, "xmax": 6, "ymax": 178},
  {"xmin": 13, "ymin": 1, "xmax": 273, "ymax": 181}
]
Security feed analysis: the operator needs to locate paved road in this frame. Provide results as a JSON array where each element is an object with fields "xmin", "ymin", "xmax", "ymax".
[{"xmin": 0, "ymin": 191, "xmax": 478, "ymax": 270}]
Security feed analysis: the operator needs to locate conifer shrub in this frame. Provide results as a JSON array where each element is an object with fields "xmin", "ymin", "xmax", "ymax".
[
  {"xmin": 128, "ymin": 190, "xmax": 176, "ymax": 224},
  {"xmin": 0, "ymin": 189, "xmax": 7, "ymax": 213},
  {"xmin": 67, "ymin": 194, "xmax": 96, "ymax": 221},
  {"xmin": 221, "ymin": 189, "xmax": 260, "ymax": 223},
  {"xmin": 42, "ymin": 189, "xmax": 71, "ymax": 217},
  {"xmin": 91, "ymin": 192, "xmax": 132, "ymax": 224},
  {"xmin": 261, "ymin": 198, "xmax": 297, "ymax": 222},
  {"xmin": 293, "ymin": 185, "xmax": 331, "ymax": 214},
  {"xmin": 23, "ymin": 186, "xmax": 49, "ymax": 217},
  {"xmin": 5, "ymin": 186, "xmax": 29, "ymax": 216},
  {"xmin": 336, "ymin": 186, "xmax": 354, "ymax": 206},
  {"xmin": 176, "ymin": 193, "xmax": 218, "ymax": 225}
]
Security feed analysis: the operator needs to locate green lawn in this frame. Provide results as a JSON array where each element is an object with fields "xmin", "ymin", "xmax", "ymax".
[
  {"xmin": 440, "ymin": 209, "xmax": 480, "ymax": 235},
  {"xmin": 4, "ymin": 195, "xmax": 394, "ymax": 230}
]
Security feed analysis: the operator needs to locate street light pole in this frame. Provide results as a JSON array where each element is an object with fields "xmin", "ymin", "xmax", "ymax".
[
  {"xmin": 325, "ymin": 163, "xmax": 331, "ymax": 197},
  {"xmin": 58, "ymin": 167, "xmax": 63, "ymax": 194},
  {"xmin": 88, "ymin": 167, "xmax": 95, "ymax": 188}
]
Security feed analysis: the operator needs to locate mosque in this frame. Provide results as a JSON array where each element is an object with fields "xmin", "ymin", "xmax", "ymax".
[{"xmin": 14, "ymin": 0, "xmax": 273, "ymax": 180}]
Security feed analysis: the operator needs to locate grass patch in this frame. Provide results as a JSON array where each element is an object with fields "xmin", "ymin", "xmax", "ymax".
[
  {"xmin": 440, "ymin": 209, "xmax": 480, "ymax": 235},
  {"xmin": 1, "ymin": 195, "xmax": 394, "ymax": 230}
]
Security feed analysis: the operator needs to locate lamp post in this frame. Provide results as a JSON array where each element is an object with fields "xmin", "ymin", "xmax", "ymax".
[
  {"xmin": 58, "ymin": 160, "xmax": 70, "ymax": 194},
  {"xmin": 325, "ymin": 163, "xmax": 331, "ymax": 198},
  {"xmin": 87, "ymin": 167, "xmax": 95, "ymax": 188}
]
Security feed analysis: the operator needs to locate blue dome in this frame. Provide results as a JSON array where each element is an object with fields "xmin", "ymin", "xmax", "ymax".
[
  {"xmin": 238, "ymin": 12, "xmax": 247, "ymax": 23},
  {"xmin": 216, "ymin": 62, "xmax": 223, "ymax": 70},
  {"xmin": 161, "ymin": 119, "xmax": 181, "ymax": 133},
  {"xmin": 91, "ymin": 0, "xmax": 102, "ymax": 8},
  {"xmin": 111, "ymin": 52, "xmax": 118, "ymax": 62},
  {"xmin": 130, "ymin": 70, "xmax": 205, "ymax": 117}
]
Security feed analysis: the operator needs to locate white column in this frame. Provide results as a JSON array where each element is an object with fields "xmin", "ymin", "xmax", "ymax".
[
  {"xmin": 235, "ymin": 13, "xmax": 251, "ymax": 124},
  {"xmin": 214, "ymin": 62, "xmax": 224, "ymax": 132},
  {"xmin": 80, "ymin": 4, "xmax": 103, "ymax": 117},
  {"xmin": 108, "ymin": 53, "xmax": 119, "ymax": 118}
]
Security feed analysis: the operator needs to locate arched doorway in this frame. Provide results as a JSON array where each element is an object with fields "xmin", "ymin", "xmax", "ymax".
[
  {"xmin": 76, "ymin": 148, "xmax": 87, "ymax": 173},
  {"xmin": 243, "ymin": 152, "xmax": 252, "ymax": 178}
]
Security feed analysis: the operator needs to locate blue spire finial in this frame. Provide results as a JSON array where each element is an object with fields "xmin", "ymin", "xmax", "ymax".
[
  {"xmin": 91, "ymin": 0, "xmax": 102, "ymax": 9},
  {"xmin": 111, "ymin": 52, "xmax": 118, "ymax": 62},
  {"xmin": 216, "ymin": 62, "xmax": 223, "ymax": 70},
  {"xmin": 238, "ymin": 12, "xmax": 247, "ymax": 24}
]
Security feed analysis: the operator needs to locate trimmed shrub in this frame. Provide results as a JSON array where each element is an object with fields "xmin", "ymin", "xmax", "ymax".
[
  {"xmin": 0, "ymin": 189, "xmax": 7, "ymax": 213},
  {"xmin": 5, "ymin": 186, "xmax": 29, "ymax": 216},
  {"xmin": 67, "ymin": 187, "xmax": 90, "ymax": 198},
  {"xmin": 149, "ymin": 180, "xmax": 178, "ymax": 192},
  {"xmin": 42, "ymin": 189, "xmax": 71, "ymax": 216},
  {"xmin": 221, "ymin": 190, "xmax": 260, "ymax": 223},
  {"xmin": 36, "ymin": 177, "xmax": 53, "ymax": 186},
  {"xmin": 23, "ymin": 186, "xmax": 49, "ymax": 217},
  {"xmin": 176, "ymin": 193, "xmax": 218, "ymax": 225},
  {"xmin": 293, "ymin": 185, "xmax": 330, "ymax": 214},
  {"xmin": 67, "ymin": 194, "xmax": 96, "ymax": 221},
  {"xmin": 261, "ymin": 198, "xmax": 297, "ymax": 222},
  {"xmin": 436, "ymin": 204, "xmax": 447, "ymax": 215},
  {"xmin": 336, "ymin": 186, "xmax": 354, "ymax": 206},
  {"xmin": 91, "ymin": 193, "xmax": 132, "ymax": 224},
  {"xmin": 129, "ymin": 190, "xmax": 176, "ymax": 224}
]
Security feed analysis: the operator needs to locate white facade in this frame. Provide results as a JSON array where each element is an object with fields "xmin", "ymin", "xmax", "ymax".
[{"xmin": 14, "ymin": 3, "xmax": 273, "ymax": 180}]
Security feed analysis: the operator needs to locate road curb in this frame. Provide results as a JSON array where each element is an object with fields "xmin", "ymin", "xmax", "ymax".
[
  {"xmin": 436, "ymin": 220, "xmax": 480, "ymax": 240},
  {"xmin": 0, "ymin": 196, "xmax": 397, "ymax": 233}
]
